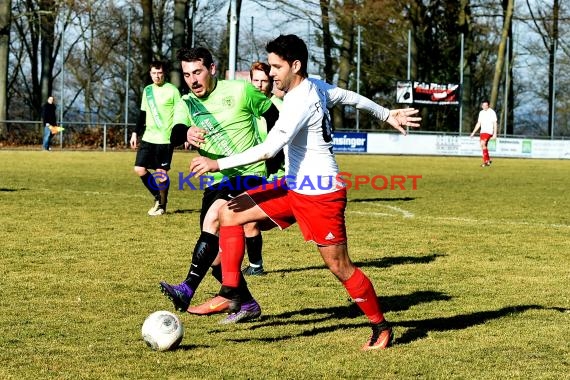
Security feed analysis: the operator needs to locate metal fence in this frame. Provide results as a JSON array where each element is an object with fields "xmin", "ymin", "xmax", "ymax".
[
  {"xmin": 0, "ymin": 120, "xmax": 135, "ymax": 151},
  {"xmin": 0, "ymin": 120, "xmax": 567, "ymax": 151}
]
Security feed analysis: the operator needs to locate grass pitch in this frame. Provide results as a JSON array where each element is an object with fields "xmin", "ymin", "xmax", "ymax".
[{"xmin": 0, "ymin": 150, "xmax": 568, "ymax": 379}]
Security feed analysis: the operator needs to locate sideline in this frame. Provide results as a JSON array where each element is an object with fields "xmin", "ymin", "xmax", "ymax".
[{"xmin": 348, "ymin": 206, "xmax": 570, "ymax": 229}]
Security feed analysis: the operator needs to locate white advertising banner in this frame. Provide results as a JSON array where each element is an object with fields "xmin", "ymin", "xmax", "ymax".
[{"xmin": 363, "ymin": 133, "xmax": 570, "ymax": 159}]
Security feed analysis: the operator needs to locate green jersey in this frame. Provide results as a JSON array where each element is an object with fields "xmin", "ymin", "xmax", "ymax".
[
  {"xmin": 256, "ymin": 95, "xmax": 284, "ymax": 140},
  {"xmin": 140, "ymin": 82, "xmax": 181, "ymax": 144},
  {"xmin": 255, "ymin": 95, "xmax": 285, "ymax": 180},
  {"xmin": 174, "ymin": 80, "xmax": 273, "ymax": 185}
]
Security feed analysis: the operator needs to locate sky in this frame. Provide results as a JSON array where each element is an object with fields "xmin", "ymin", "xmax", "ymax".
[{"xmin": 233, "ymin": 0, "xmax": 321, "ymax": 72}]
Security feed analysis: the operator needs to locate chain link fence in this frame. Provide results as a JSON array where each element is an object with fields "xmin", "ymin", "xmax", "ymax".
[
  {"xmin": 1, "ymin": 119, "xmax": 567, "ymax": 152},
  {"xmin": 0, "ymin": 120, "xmax": 135, "ymax": 151}
]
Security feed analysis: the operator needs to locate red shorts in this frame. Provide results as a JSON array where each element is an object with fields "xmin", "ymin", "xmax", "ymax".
[
  {"xmin": 480, "ymin": 133, "xmax": 492, "ymax": 142},
  {"xmin": 246, "ymin": 182, "xmax": 347, "ymax": 245}
]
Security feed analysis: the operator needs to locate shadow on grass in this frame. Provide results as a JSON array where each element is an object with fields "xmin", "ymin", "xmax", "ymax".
[
  {"xmin": 171, "ymin": 208, "xmax": 201, "ymax": 214},
  {"xmin": 268, "ymin": 253, "xmax": 445, "ymax": 274},
  {"xmin": 0, "ymin": 188, "xmax": 28, "ymax": 192},
  {"xmin": 224, "ymin": 290, "xmax": 451, "ymax": 341},
  {"xmin": 349, "ymin": 197, "xmax": 416, "ymax": 202},
  {"xmin": 176, "ymin": 343, "xmax": 211, "ymax": 351},
  {"xmin": 250, "ymin": 290, "xmax": 452, "ymax": 327},
  {"xmin": 227, "ymin": 304, "xmax": 549, "ymax": 346},
  {"xmin": 394, "ymin": 304, "xmax": 546, "ymax": 345}
]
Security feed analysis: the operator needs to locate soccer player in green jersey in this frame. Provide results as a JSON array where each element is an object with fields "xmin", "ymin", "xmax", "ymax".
[
  {"xmin": 130, "ymin": 61, "xmax": 181, "ymax": 216},
  {"xmin": 159, "ymin": 47, "xmax": 280, "ymax": 323}
]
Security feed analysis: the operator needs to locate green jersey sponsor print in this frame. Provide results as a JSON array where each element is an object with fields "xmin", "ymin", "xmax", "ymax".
[{"xmin": 174, "ymin": 80, "xmax": 273, "ymax": 185}]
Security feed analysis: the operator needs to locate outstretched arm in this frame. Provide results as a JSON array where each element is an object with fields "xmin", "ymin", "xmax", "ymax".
[
  {"xmin": 321, "ymin": 82, "xmax": 420, "ymax": 134},
  {"xmin": 190, "ymin": 126, "xmax": 287, "ymax": 177}
]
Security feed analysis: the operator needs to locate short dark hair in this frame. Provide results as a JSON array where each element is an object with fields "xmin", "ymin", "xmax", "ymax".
[
  {"xmin": 176, "ymin": 47, "xmax": 214, "ymax": 68},
  {"xmin": 266, "ymin": 34, "xmax": 308, "ymax": 77},
  {"xmin": 150, "ymin": 60, "xmax": 167, "ymax": 71},
  {"xmin": 481, "ymin": 99, "xmax": 490, "ymax": 105}
]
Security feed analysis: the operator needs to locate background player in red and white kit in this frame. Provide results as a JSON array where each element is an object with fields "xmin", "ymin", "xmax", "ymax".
[
  {"xmin": 470, "ymin": 99, "xmax": 497, "ymax": 167},
  {"xmin": 190, "ymin": 34, "xmax": 421, "ymax": 350}
]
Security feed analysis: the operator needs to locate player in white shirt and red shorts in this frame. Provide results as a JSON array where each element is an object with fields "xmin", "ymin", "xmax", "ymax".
[
  {"xmin": 470, "ymin": 99, "xmax": 498, "ymax": 167},
  {"xmin": 190, "ymin": 34, "xmax": 421, "ymax": 350}
]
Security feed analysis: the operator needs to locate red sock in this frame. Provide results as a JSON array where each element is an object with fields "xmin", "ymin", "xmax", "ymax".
[
  {"xmin": 219, "ymin": 225, "xmax": 245, "ymax": 288},
  {"xmin": 343, "ymin": 268, "xmax": 384, "ymax": 324},
  {"xmin": 483, "ymin": 148, "xmax": 489, "ymax": 162}
]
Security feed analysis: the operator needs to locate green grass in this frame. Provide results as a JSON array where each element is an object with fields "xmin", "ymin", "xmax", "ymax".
[{"xmin": 0, "ymin": 150, "xmax": 569, "ymax": 379}]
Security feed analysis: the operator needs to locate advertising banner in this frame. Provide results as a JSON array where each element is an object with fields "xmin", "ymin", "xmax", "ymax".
[
  {"xmin": 332, "ymin": 132, "xmax": 368, "ymax": 153},
  {"xmin": 396, "ymin": 81, "xmax": 460, "ymax": 105},
  {"xmin": 364, "ymin": 133, "xmax": 570, "ymax": 159}
]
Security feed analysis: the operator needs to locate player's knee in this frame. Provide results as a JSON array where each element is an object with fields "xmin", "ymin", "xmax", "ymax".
[
  {"xmin": 332, "ymin": 262, "xmax": 357, "ymax": 282},
  {"xmin": 243, "ymin": 222, "xmax": 259, "ymax": 235},
  {"xmin": 202, "ymin": 213, "xmax": 220, "ymax": 233},
  {"xmin": 134, "ymin": 166, "xmax": 146, "ymax": 176},
  {"xmin": 156, "ymin": 169, "xmax": 169, "ymax": 183},
  {"xmin": 218, "ymin": 204, "xmax": 236, "ymax": 226}
]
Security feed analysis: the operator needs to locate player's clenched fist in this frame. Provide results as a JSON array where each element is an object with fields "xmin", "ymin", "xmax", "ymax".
[{"xmin": 190, "ymin": 156, "xmax": 219, "ymax": 177}]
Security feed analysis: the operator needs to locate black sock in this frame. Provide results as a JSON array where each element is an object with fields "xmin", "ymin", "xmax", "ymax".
[
  {"xmin": 183, "ymin": 232, "xmax": 219, "ymax": 291},
  {"xmin": 237, "ymin": 273, "xmax": 253, "ymax": 302},
  {"xmin": 211, "ymin": 265, "xmax": 252, "ymax": 302},
  {"xmin": 219, "ymin": 285, "xmax": 241, "ymax": 312},
  {"xmin": 211, "ymin": 264, "xmax": 222, "ymax": 283},
  {"xmin": 246, "ymin": 234, "xmax": 263, "ymax": 266},
  {"xmin": 140, "ymin": 171, "xmax": 160, "ymax": 200},
  {"xmin": 159, "ymin": 185, "xmax": 169, "ymax": 210}
]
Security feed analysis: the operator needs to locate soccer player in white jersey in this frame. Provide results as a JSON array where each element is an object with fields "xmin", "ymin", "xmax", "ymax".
[
  {"xmin": 190, "ymin": 34, "xmax": 421, "ymax": 350},
  {"xmin": 470, "ymin": 99, "xmax": 497, "ymax": 167}
]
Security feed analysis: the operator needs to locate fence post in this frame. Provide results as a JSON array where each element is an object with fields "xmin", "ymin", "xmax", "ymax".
[{"xmin": 103, "ymin": 124, "xmax": 107, "ymax": 152}]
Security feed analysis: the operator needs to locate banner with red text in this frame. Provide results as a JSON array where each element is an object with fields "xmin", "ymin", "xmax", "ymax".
[{"xmin": 396, "ymin": 80, "xmax": 460, "ymax": 105}]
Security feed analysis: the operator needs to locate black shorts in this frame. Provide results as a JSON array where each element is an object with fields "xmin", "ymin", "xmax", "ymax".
[
  {"xmin": 199, "ymin": 175, "xmax": 264, "ymax": 228},
  {"xmin": 135, "ymin": 141, "xmax": 174, "ymax": 171}
]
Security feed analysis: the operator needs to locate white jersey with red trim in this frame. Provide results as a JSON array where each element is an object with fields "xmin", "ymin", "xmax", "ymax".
[
  {"xmin": 218, "ymin": 77, "xmax": 390, "ymax": 195},
  {"xmin": 478, "ymin": 108, "xmax": 497, "ymax": 134}
]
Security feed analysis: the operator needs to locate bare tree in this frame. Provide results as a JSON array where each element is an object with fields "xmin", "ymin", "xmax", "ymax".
[
  {"xmin": 10, "ymin": 0, "xmax": 59, "ymax": 119},
  {"xmin": 331, "ymin": 0, "xmax": 357, "ymax": 131},
  {"xmin": 170, "ymin": 0, "xmax": 187, "ymax": 88},
  {"xmin": 490, "ymin": 0, "xmax": 514, "ymax": 117},
  {"xmin": 4, "ymin": 0, "xmax": 567, "ymax": 143},
  {"xmin": 458, "ymin": 0, "xmax": 475, "ymax": 133},
  {"xmin": 404, "ymin": 0, "xmax": 472, "ymax": 131},
  {"xmin": 0, "ymin": 0, "xmax": 10, "ymax": 137},
  {"xmin": 39, "ymin": 0, "xmax": 57, "ymax": 101},
  {"xmin": 63, "ymin": 2, "xmax": 129, "ymax": 124},
  {"xmin": 140, "ymin": 0, "xmax": 153, "ymax": 84},
  {"xmin": 525, "ymin": 0, "xmax": 561, "ymax": 136},
  {"xmin": 318, "ymin": 0, "xmax": 334, "ymax": 83}
]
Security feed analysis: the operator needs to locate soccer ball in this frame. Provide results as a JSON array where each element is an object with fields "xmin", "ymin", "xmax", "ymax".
[{"xmin": 141, "ymin": 310, "xmax": 184, "ymax": 351}]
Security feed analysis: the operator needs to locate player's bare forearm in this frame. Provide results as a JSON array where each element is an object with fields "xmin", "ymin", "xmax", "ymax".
[{"xmin": 471, "ymin": 124, "xmax": 480, "ymax": 137}]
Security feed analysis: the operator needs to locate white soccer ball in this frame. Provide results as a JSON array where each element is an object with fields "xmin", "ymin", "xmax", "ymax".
[{"xmin": 141, "ymin": 310, "xmax": 184, "ymax": 351}]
